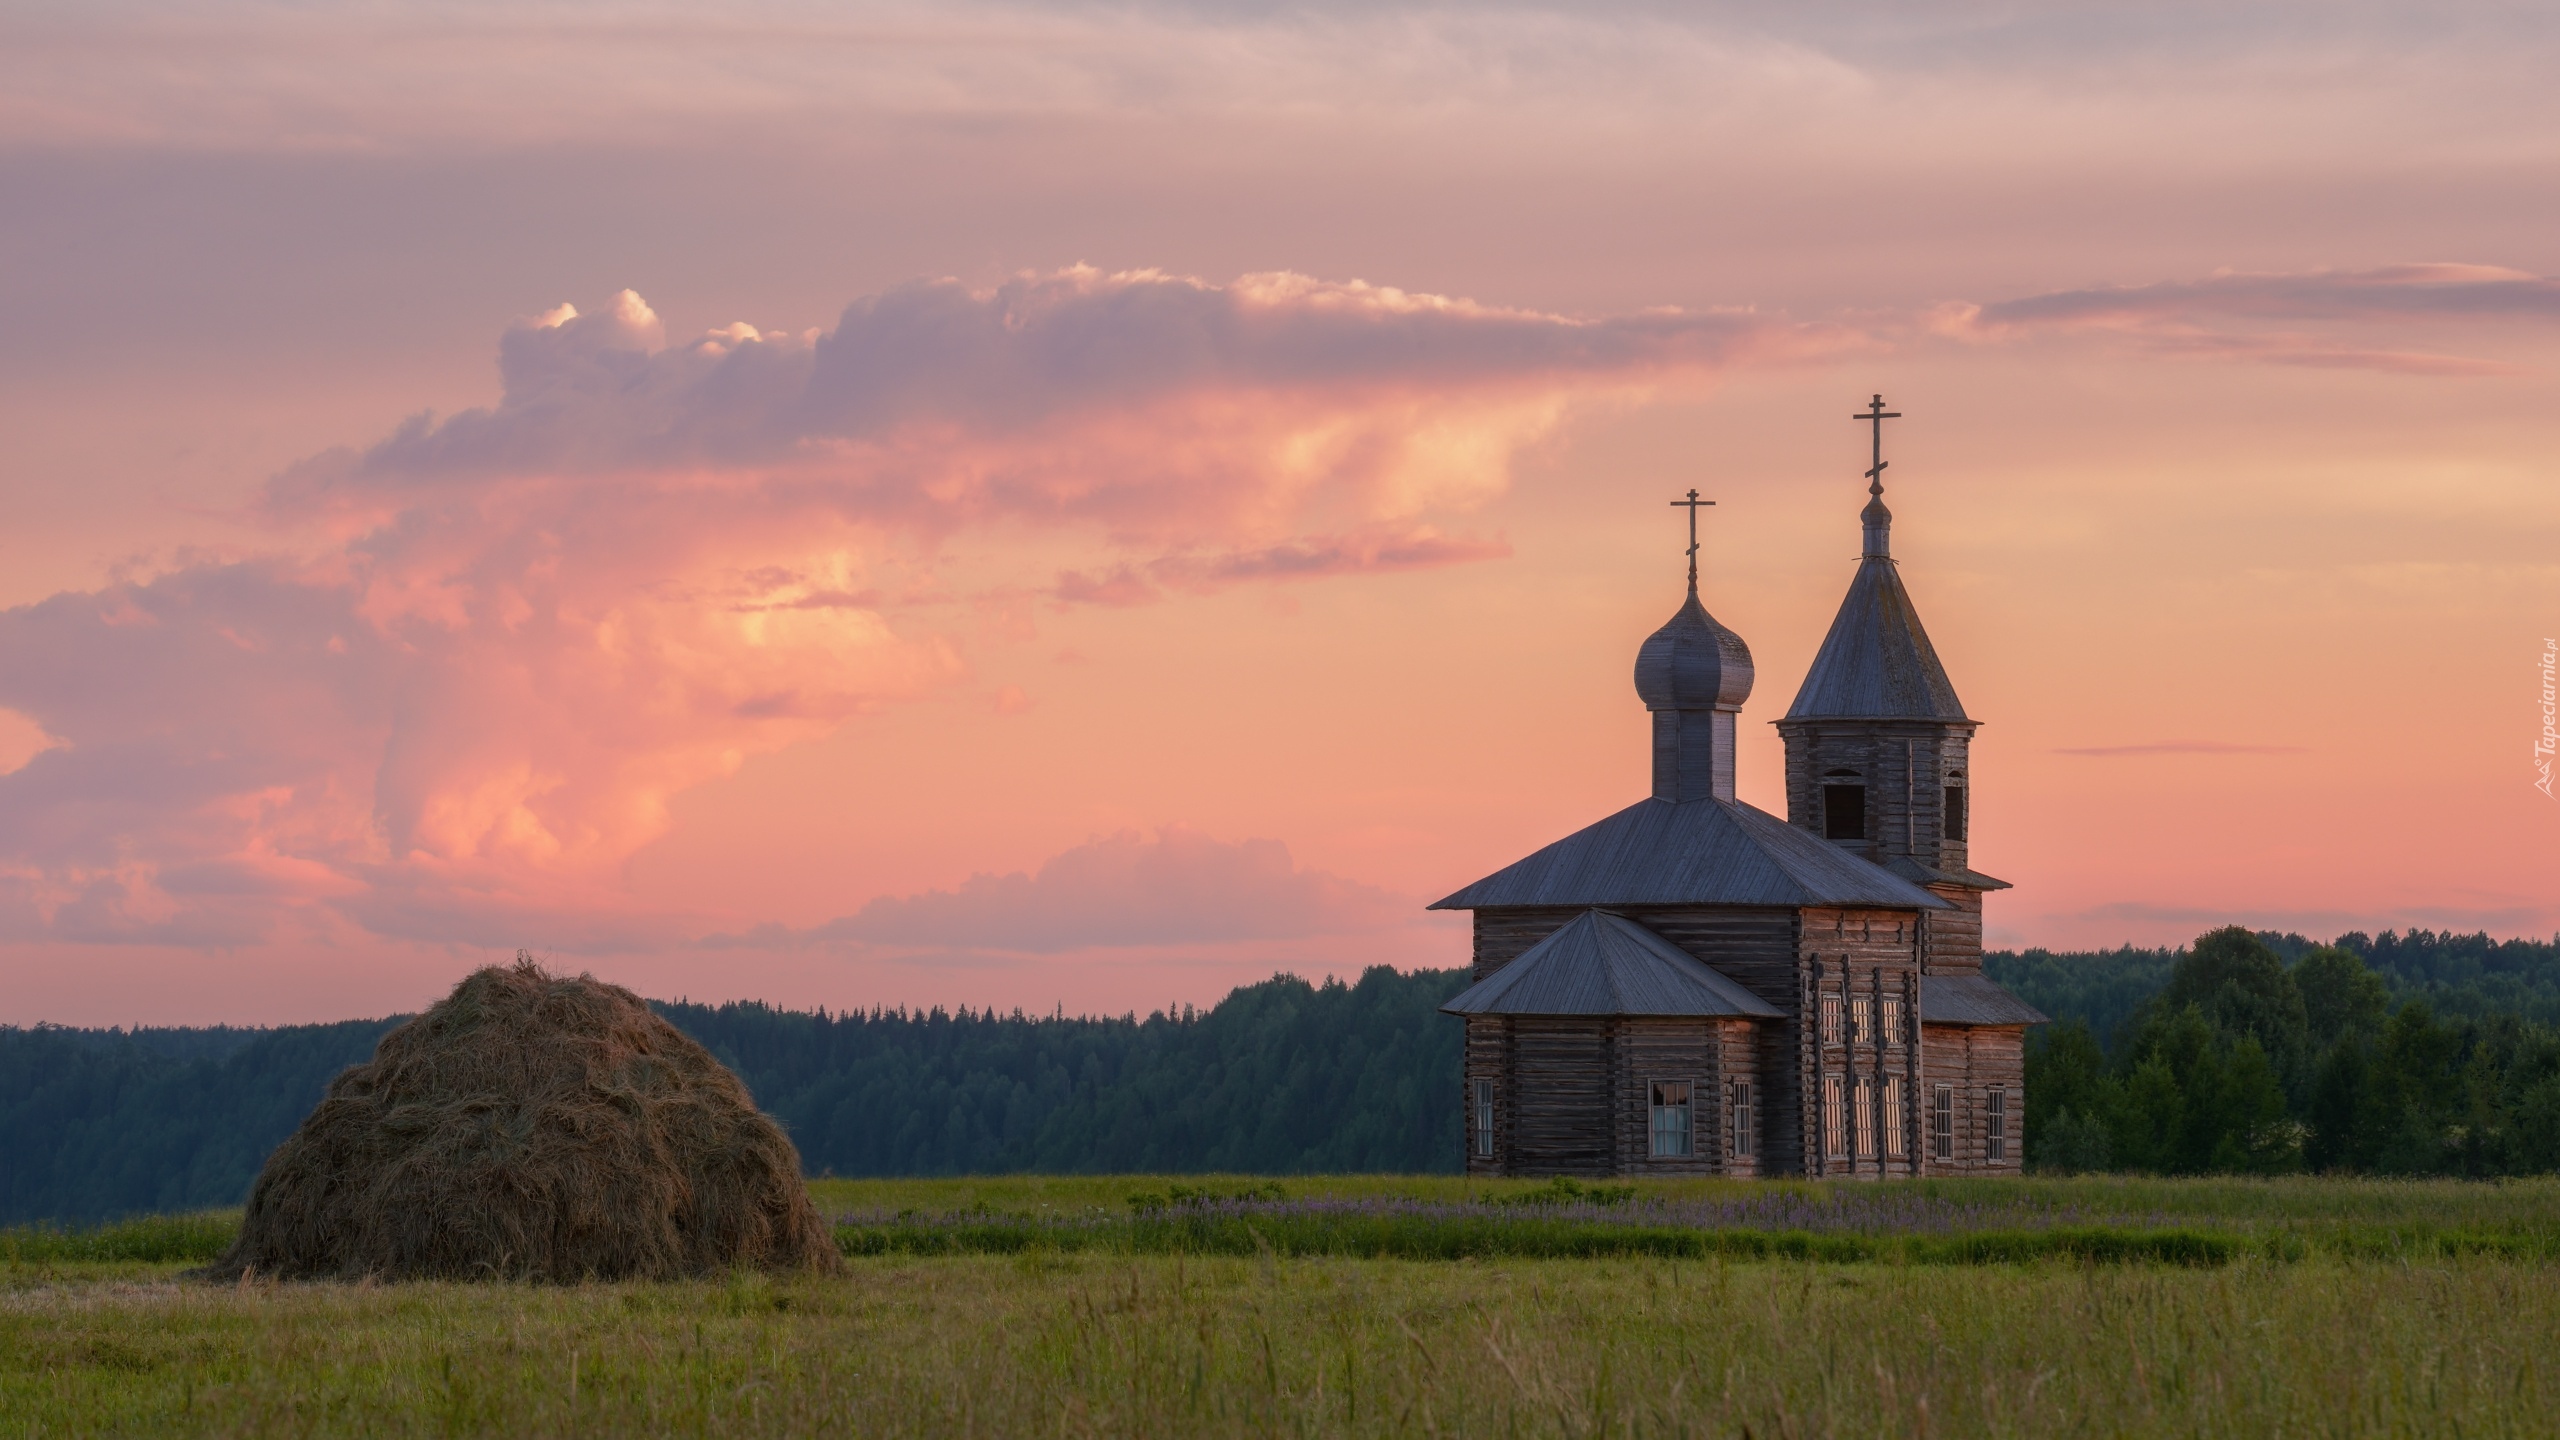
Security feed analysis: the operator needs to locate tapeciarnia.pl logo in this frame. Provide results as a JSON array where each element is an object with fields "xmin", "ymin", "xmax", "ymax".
[{"xmin": 2538, "ymin": 638, "xmax": 2557, "ymax": 799}]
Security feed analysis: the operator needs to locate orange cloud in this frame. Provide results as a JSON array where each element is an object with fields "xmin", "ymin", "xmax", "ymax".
[
  {"xmin": 767, "ymin": 826, "xmax": 1410, "ymax": 955},
  {"xmin": 0, "ymin": 268, "xmax": 1804, "ymax": 951}
]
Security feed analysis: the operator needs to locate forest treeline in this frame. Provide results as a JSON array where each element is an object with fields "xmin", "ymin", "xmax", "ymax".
[
  {"xmin": 3, "ymin": 928, "xmax": 2555, "ymax": 1223},
  {"xmin": 1987, "ymin": 929, "xmax": 2560, "ymax": 1178},
  {"xmin": 0, "ymin": 968, "xmax": 1466, "ymax": 1225}
]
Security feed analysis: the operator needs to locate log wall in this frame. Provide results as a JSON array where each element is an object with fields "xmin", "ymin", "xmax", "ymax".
[
  {"xmin": 1609, "ymin": 1019, "xmax": 1728, "ymax": 1176},
  {"xmin": 1920, "ymin": 887, "xmax": 1984, "ymax": 976},
  {"xmin": 1504, "ymin": 1019, "xmax": 1615, "ymax": 1175},
  {"xmin": 1469, "ymin": 908, "xmax": 1586, "ymax": 981},
  {"xmin": 1918, "ymin": 1023, "xmax": 2027, "ymax": 1175},
  {"xmin": 1796, "ymin": 907, "xmax": 1927, "ymax": 1179}
]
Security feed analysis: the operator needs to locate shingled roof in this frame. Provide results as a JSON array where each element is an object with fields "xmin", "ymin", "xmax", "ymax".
[
  {"xmin": 1784, "ymin": 554, "xmax": 1971, "ymax": 722},
  {"xmin": 1439, "ymin": 909, "xmax": 1784, "ymax": 1017},
  {"xmin": 1429, "ymin": 797, "xmax": 1948, "ymax": 912}
]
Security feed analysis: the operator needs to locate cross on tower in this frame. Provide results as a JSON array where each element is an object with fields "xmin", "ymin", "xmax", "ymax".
[
  {"xmin": 1854, "ymin": 394, "xmax": 1902, "ymax": 497},
  {"xmin": 1669, "ymin": 488, "xmax": 1715, "ymax": 594}
]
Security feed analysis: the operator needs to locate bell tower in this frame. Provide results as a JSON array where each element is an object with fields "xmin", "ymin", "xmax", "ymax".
[{"xmin": 1775, "ymin": 397, "xmax": 2007, "ymax": 971}]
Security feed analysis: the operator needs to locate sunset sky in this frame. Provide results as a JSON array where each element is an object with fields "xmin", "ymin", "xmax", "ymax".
[{"xmin": 4, "ymin": 0, "xmax": 2557, "ymax": 1026}]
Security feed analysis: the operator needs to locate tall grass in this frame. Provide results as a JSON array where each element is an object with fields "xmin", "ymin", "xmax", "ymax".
[{"xmin": 5, "ymin": 1252, "xmax": 2555, "ymax": 1436}]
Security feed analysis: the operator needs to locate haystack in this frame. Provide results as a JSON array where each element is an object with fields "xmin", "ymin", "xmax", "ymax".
[{"xmin": 206, "ymin": 956, "xmax": 838, "ymax": 1282}]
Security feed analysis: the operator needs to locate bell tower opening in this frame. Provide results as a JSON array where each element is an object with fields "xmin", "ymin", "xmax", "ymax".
[{"xmin": 1821, "ymin": 774, "xmax": 1867, "ymax": 840}]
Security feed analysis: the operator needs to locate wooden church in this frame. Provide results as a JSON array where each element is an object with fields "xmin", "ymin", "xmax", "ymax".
[{"xmin": 1436, "ymin": 398, "xmax": 2043, "ymax": 1179}]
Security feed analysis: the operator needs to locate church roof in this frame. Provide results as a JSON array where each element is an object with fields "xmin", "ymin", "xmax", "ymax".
[
  {"xmin": 1883, "ymin": 855, "xmax": 2015, "ymax": 893},
  {"xmin": 1439, "ymin": 909, "xmax": 1783, "ymax": 1018},
  {"xmin": 1429, "ymin": 796, "xmax": 1950, "ymax": 912},
  {"xmin": 1920, "ymin": 974, "xmax": 2049, "ymax": 1026},
  {"xmin": 1784, "ymin": 553, "xmax": 1971, "ymax": 722}
]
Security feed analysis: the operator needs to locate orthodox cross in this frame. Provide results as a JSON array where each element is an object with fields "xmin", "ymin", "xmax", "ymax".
[
  {"xmin": 1854, "ymin": 394, "xmax": 1902, "ymax": 498},
  {"xmin": 1669, "ymin": 488, "xmax": 1715, "ymax": 593}
]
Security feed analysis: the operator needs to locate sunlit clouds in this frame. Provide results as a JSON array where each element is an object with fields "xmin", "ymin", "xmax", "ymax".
[
  {"xmin": 3, "ymin": 0, "xmax": 2557, "ymax": 1023},
  {"xmin": 0, "ymin": 267, "xmax": 1806, "ymax": 957}
]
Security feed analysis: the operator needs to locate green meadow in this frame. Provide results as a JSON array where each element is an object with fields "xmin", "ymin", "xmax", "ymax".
[{"xmin": 8, "ymin": 1176, "xmax": 2559, "ymax": 1437}]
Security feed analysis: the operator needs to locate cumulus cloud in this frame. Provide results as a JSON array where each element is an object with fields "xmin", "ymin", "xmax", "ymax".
[
  {"xmin": 286, "ymin": 269, "xmax": 1785, "ymax": 514},
  {"xmin": 782, "ymin": 827, "xmax": 1408, "ymax": 953},
  {"xmin": 1935, "ymin": 264, "xmax": 2560, "ymax": 375},
  {"xmin": 0, "ymin": 267, "xmax": 1794, "ymax": 949}
]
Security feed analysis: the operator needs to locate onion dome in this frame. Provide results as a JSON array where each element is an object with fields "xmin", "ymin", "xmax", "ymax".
[{"xmin": 1634, "ymin": 592, "xmax": 1754, "ymax": 713}]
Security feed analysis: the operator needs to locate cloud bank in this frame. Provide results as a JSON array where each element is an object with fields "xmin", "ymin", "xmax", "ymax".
[
  {"xmin": 1936, "ymin": 265, "xmax": 2560, "ymax": 375},
  {"xmin": 0, "ymin": 257, "xmax": 2538, "ymax": 957},
  {"xmin": 794, "ymin": 827, "xmax": 1407, "ymax": 954},
  {"xmin": 0, "ymin": 267, "xmax": 1793, "ymax": 950}
]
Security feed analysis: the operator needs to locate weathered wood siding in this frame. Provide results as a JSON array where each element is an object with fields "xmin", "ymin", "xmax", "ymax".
[
  {"xmin": 1505, "ymin": 1019, "xmax": 1614, "ymax": 1175},
  {"xmin": 1611, "ymin": 1019, "xmax": 1727, "ymax": 1176},
  {"xmin": 1717, "ymin": 1018, "xmax": 1764, "ymax": 1178},
  {"xmin": 1463, "ymin": 1012, "xmax": 1773, "ymax": 1178},
  {"xmin": 1918, "ymin": 1023, "xmax": 2027, "ymax": 1174},
  {"xmin": 1625, "ymin": 907, "xmax": 1801, "ymax": 1008},
  {"xmin": 1631, "ymin": 906, "xmax": 1804, "ymax": 1176},
  {"xmin": 1463, "ymin": 1016, "xmax": 1508, "ymax": 1177},
  {"xmin": 1469, "ymin": 908, "xmax": 1586, "ymax": 981},
  {"xmin": 1920, "ymin": 886, "xmax": 1984, "ymax": 976},
  {"xmin": 1797, "ymin": 907, "xmax": 1927, "ymax": 1179}
]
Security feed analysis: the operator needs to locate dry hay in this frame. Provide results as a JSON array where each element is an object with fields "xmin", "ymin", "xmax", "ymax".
[{"xmin": 204, "ymin": 956, "xmax": 839, "ymax": 1282}]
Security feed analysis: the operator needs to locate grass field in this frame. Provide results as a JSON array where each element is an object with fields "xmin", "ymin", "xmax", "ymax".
[{"xmin": 8, "ymin": 1176, "xmax": 2559, "ymax": 1437}]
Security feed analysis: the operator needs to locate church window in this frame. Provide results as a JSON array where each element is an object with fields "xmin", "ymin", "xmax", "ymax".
[
  {"xmin": 1931, "ymin": 1085, "xmax": 1954, "ymax": 1160},
  {"xmin": 1823, "ymin": 1075, "xmax": 1846, "ymax": 1158},
  {"xmin": 1853, "ymin": 1078, "xmax": 1875, "ymax": 1158},
  {"xmin": 1473, "ymin": 1079, "xmax": 1495, "ymax": 1158},
  {"xmin": 1649, "ymin": 1081, "xmax": 1693, "ymax": 1158},
  {"xmin": 1944, "ymin": 784, "xmax": 1968, "ymax": 842},
  {"xmin": 1852, "ymin": 997, "xmax": 1873, "ymax": 1045},
  {"xmin": 1823, "ymin": 783, "xmax": 1867, "ymax": 841},
  {"xmin": 1731, "ymin": 1081, "xmax": 1755, "ymax": 1160},
  {"xmin": 1884, "ymin": 1076, "xmax": 1906, "ymax": 1158},
  {"xmin": 1883, "ymin": 996, "xmax": 1904, "ymax": 1045},
  {"xmin": 1820, "ymin": 994, "xmax": 1842, "ymax": 1046},
  {"xmin": 1986, "ymin": 1088, "xmax": 2008, "ymax": 1162}
]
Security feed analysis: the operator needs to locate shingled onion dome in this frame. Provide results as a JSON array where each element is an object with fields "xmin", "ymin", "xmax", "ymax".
[
  {"xmin": 1634, "ymin": 593, "xmax": 1754, "ymax": 713},
  {"xmin": 1633, "ymin": 587, "xmax": 1754, "ymax": 804}
]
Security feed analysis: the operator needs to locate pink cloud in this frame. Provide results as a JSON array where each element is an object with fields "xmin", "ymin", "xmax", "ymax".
[
  {"xmin": 1934, "ymin": 263, "xmax": 2557, "ymax": 376},
  {"xmin": 0, "ymin": 268, "xmax": 1798, "ymax": 952},
  {"xmin": 792, "ymin": 827, "xmax": 1410, "ymax": 953}
]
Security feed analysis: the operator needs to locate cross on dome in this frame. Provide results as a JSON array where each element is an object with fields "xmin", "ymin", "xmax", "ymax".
[
  {"xmin": 1668, "ymin": 488, "xmax": 1716, "ymax": 594},
  {"xmin": 1854, "ymin": 394, "xmax": 1901, "ymax": 498},
  {"xmin": 1853, "ymin": 394, "xmax": 1903, "ymax": 560}
]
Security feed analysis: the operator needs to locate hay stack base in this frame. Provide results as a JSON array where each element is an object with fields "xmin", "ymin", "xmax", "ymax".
[{"xmin": 206, "ymin": 957, "xmax": 838, "ymax": 1282}]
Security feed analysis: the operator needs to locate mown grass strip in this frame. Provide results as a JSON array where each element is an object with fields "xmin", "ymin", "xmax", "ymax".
[
  {"xmin": 14, "ymin": 1206, "xmax": 2556, "ymax": 1273},
  {"xmin": 832, "ymin": 1215, "xmax": 2253, "ymax": 1266},
  {"xmin": 833, "ymin": 1213, "xmax": 2560, "ymax": 1266}
]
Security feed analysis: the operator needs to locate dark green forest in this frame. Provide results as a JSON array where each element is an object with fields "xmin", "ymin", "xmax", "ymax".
[
  {"xmin": 1, "ymin": 968, "xmax": 1467, "ymax": 1225},
  {"xmin": 5, "ymin": 928, "xmax": 2556, "ymax": 1224},
  {"xmin": 1989, "ymin": 929, "xmax": 2560, "ymax": 1179}
]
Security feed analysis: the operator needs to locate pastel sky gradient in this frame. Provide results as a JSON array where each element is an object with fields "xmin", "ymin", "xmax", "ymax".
[{"xmin": 3, "ymin": 0, "xmax": 2556, "ymax": 1025}]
